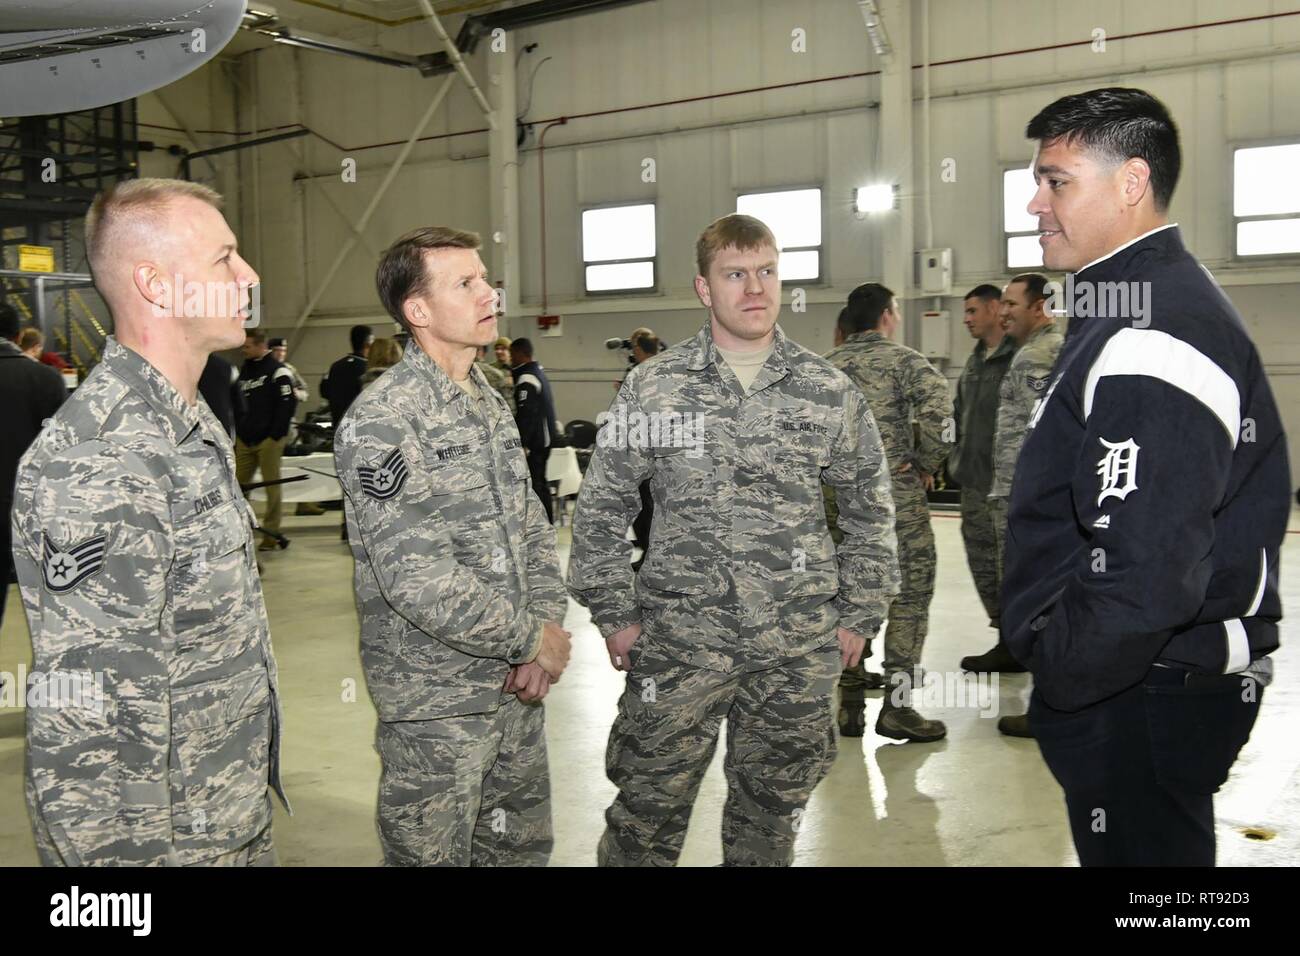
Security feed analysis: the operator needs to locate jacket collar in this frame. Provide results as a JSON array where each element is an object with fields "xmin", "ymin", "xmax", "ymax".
[
  {"xmin": 685, "ymin": 320, "xmax": 792, "ymax": 394},
  {"xmin": 101, "ymin": 337, "xmax": 202, "ymax": 447},
  {"xmin": 1075, "ymin": 223, "xmax": 1181, "ymax": 279},
  {"xmin": 842, "ymin": 330, "xmax": 885, "ymax": 348},
  {"xmin": 405, "ymin": 341, "xmax": 493, "ymax": 410},
  {"xmin": 1020, "ymin": 321, "xmax": 1058, "ymax": 347}
]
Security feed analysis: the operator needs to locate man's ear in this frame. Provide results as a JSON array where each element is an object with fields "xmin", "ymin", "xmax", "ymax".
[
  {"xmin": 403, "ymin": 298, "xmax": 427, "ymax": 330},
  {"xmin": 1121, "ymin": 157, "xmax": 1154, "ymax": 209},
  {"xmin": 694, "ymin": 274, "xmax": 711, "ymax": 309},
  {"xmin": 133, "ymin": 262, "xmax": 169, "ymax": 314}
]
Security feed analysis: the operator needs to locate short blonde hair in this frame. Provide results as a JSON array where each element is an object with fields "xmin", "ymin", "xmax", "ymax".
[
  {"xmin": 367, "ymin": 337, "xmax": 403, "ymax": 370},
  {"xmin": 695, "ymin": 214, "xmax": 777, "ymax": 277},
  {"xmin": 18, "ymin": 327, "xmax": 43, "ymax": 352},
  {"xmin": 84, "ymin": 178, "xmax": 223, "ymax": 277}
]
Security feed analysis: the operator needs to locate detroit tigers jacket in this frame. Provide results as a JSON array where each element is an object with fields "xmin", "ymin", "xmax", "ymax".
[{"xmin": 1002, "ymin": 225, "xmax": 1290, "ymax": 712}]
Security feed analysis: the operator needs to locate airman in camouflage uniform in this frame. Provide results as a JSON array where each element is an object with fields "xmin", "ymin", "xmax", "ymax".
[
  {"xmin": 981, "ymin": 275, "xmax": 1063, "ymax": 737},
  {"xmin": 476, "ymin": 348, "xmax": 513, "ymax": 407},
  {"xmin": 335, "ymin": 226, "xmax": 568, "ymax": 867},
  {"xmin": 11, "ymin": 178, "xmax": 287, "ymax": 866},
  {"xmin": 823, "ymin": 284, "xmax": 953, "ymax": 742},
  {"xmin": 953, "ymin": 285, "xmax": 1019, "ymax": 673},
  {"xmin": 569, "ymin": 215, "xmax": 899, "ymax": 866}
]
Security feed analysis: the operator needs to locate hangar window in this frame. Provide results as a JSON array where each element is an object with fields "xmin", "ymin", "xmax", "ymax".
[
  {"xmin": 1234, "ymin": 144, "xmax": 1300, "ymax": 256},
  {"xmin": 735, "ymin": 187, "xmax": 822, "ymax": 282},
  {"xmin": 1003, "ymin": 166, "xmax": 1043, "ymax": 269},
  {"xmin": 583, "ymin": 203, "xmax": 657, "ymax": 292}
]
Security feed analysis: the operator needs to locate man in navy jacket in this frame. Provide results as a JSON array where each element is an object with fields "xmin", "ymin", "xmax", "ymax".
[
  {"xmin": 511, "ymin": 337, "xmax": 561, "ymax": 524},
  {"xmin": 1004, "ymin": 87, "xmax": 1290, "ymax": 866}
]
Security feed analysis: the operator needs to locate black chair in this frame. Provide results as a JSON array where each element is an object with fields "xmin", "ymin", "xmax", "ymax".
[{"xmin": 564, "ymin": 419, "xmax": 598, "ymax": 473}]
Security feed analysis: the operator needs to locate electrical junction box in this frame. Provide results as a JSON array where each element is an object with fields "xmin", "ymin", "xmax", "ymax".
[
  {"xmin": 918, "ymin": 247, "xmax": 952, "ymax": 295},
  {"xmin": 920, "ymin": 310, "xmax": 950, "ymax": 361}
]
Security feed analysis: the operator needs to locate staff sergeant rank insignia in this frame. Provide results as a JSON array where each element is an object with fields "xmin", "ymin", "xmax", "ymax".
[
  {"xmin": 358, "ymin": 447, "xmax": 410, "ymax": 501},
  {"xmin": 41, "ymin": 533, "xmax": 108, "ymax": 593}
]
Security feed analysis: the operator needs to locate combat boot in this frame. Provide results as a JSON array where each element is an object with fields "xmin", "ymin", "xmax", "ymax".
[
  {"xmin": 960, "ymin": 642, "xmax": 1027, "ymax": 673},
  {"xmin": 997, "ymin": 713, "xmax": 1034, "ymax": 738},
  {"xmin": 837, "ymin": 703, "xmax": 866, "ymax": 737},
  {"xmin": 876, "ymin": 703, "xmax": 947, "ymax": 742}
]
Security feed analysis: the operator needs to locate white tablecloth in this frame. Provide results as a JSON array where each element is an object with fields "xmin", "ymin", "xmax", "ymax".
[{"xmin": 546, "ymin": 445, "xmax": 583, "ymax": 498}]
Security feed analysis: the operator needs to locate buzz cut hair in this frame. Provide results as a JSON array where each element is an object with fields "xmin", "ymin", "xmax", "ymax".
[
  {"xmin": 695, "ymin": 214, "xmax": 778, "ymax": 278},
  {"xmin": 1009, "ymin": 272, "xmax": 1050, "ymax": 303},
  {"xmin": 375, "ymin": 226, "xmax": 481, "ymax": 331},
  {"xmin": 83, "ymin": 178, "xmax": 223, "ymax": 280},
  {"xmin": 964, "ymin": 283, "xmax": 1003, "ymax": 303}
]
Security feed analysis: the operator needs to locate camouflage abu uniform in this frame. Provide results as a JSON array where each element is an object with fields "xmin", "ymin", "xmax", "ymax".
[
  {"xmin": 334, "ymin": 343, "xmax": 565, "ymax": 867},
  {"xmin": 476, "ymin": 358, "xmax": 513, "ymax": 408},
  {"xmin": 568, "ymin": 322, "xmax": 899, "ymax": 866},
  {"xmin": 11, "ymin": 337, "xmax": 289, "ymax": 866},
  {"xmin": 988, "ymin": 322, "xmax": 1064, "ymax": 553},
  {"xmin": 949, "ymin": 335, "xmax": 1017, "ymax": 625},
  {"xmin": 823, "ymin": 330, "xmax": 952, "ymax": 703}
]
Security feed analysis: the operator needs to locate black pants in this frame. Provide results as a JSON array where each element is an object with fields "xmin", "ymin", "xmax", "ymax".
[
  {"xmin": 527, "ymin": 447, "xmax": 553, "ymax": 524},
  {"xmin": 1030, "ymin": 665, "xmax": 1262, "ymax": 866}
]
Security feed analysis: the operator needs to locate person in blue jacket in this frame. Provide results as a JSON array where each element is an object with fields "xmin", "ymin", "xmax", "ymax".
[{"xmin": 1004, "ymin": 87, "xmax": 1290, "ymax": 866}]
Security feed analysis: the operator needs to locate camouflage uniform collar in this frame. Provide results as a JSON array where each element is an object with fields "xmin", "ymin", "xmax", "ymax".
[
  {"xmin": 403, "ymin": 340, "xmax": 491, "ymax": 407},
  {"xmin": 1021, "ymin": 321, "xmax": 1058, "ymax": 347},
  {"xmin": 842, "ymin": 330, "xmax": 885, "ymax": 347},
  {"xmin": 984, "ymin": 335, "xmax": 1017, "ymax": 361},
  {"xmin": 101, "ymin": 337, "xmax": 202, "ymax": 446},
  {"xmin": 686, "ymin": 321, "xmax": 790, "ymax": 375}
]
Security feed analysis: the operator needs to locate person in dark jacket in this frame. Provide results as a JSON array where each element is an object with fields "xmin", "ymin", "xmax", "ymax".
[
  {"xmin": 1006, "ymin": 87, "xmax": 1290, "ymax": 866},
  {"xmin": 321, "ymin": 324, "xmax": 373, "ymax": 424},
  {"xmin": 951, "ymin": 284, "xmax": 1018, "ymax": 666},
  {"xmin": 511, "ymin": 337, "xmax": 561, "ymax": 523},
  {"xmin": 1, "ymin": 303, "xmax": 67, "ymax": 627},
  {"xmin": 198, "ymin": 352, "xmax": 244, "ymax": 438},
  {"xmin": 236, "ymin": 329, "xmax": 297, "ymax": 550}
]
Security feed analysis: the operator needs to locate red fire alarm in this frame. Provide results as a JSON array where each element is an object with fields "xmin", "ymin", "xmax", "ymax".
[{"xmin": 537, "ymin": 314, "xmax": 561, "ymax": 330}]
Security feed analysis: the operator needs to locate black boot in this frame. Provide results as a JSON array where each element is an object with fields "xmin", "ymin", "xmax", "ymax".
[
  {"xmin": 960, "ymin": 642, "xmax": 1027, "ymax": 673},
  {"xmin": 837, "ymin": 703, "xmax": 866, "ymax": 737}
]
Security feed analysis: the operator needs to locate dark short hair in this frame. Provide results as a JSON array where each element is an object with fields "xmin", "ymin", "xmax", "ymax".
[
  {"xmin": 1008, "ymin": 273, "xmax": 1049, "ymax": 303},
  {"xmin": 510, "ymin": 337, "xmax": 534, "ymax": 359},
  {"xmin": 964, "ymin": 283, "xmax": 1003, "ymax": 303},
  {"xmin": 0, "ymin": 301, "xmax": 19, "ymax": 340},
  {"xmin": 375, "ymin": 226, "xmax": 481, "ymax": 331},
  {"xmin": 838, "ymin": 282, "xmax": 895, "ymax": 336},
  {"xmin": 632, "ymin": 331, "xmax": 660, "ymax": 355},
  {"xmin": 350, "ymin": 324, "xmax": 373, "ymax": 353},
  {"xmin": 1025, "ymin": 87, "xmax": 1181, "ymax": 212},
  {"xmin": 244, "ymin": 329, "xmax": 268, "ymax": 347}
]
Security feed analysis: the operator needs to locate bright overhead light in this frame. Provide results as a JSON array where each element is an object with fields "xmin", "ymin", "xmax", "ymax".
[{"xmin": 856, "ymin": 184, "xmax": 894, "ymax": 213}]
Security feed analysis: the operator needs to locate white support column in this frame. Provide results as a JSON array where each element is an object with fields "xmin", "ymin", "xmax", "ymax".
[
  {"xmin": 876, "ymin": 0, "xmax": 915, "ymax": 333},
  {"xmin": 488, "ymin": 35, "xmax": 521, "ymax": 329}
]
